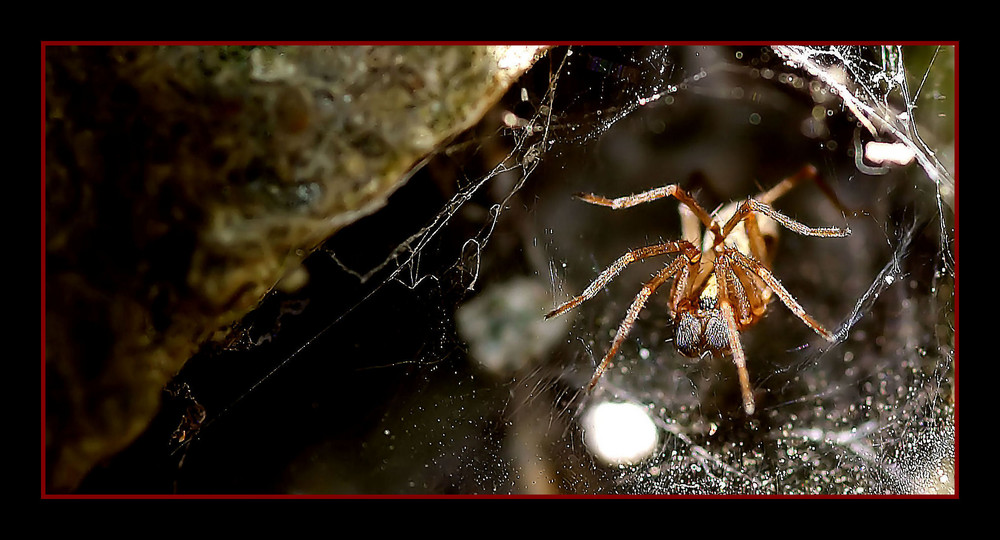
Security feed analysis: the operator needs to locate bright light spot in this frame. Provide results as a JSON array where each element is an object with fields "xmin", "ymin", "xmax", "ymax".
[
  {"xmin": 493, "ymin": 46, "xmax": 544, "ymax": 71},
  {"xmin": 865, "ymin": 141, "xmax": 915, "ymax": 166},
  {"xmin": 583, "ymin": 401, "xmax": 659, "ymax": 466},
  {"xmin": 501, "ymin": 110, "xmax": 523, "ymax": 128}
]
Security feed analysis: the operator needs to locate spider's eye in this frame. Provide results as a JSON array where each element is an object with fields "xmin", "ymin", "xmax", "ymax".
[
  {"xmin": 703, "ymin": 312, "xmax": 730, "ymax": 354},
  {"xmin": 674, "ymin": 312, "xmax": 701, "ymax": 357}
]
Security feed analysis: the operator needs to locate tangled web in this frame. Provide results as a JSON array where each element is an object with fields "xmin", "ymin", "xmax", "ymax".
[{"xmin": 86, "ymin": 46, "xmax": 955, "ymax": 495}]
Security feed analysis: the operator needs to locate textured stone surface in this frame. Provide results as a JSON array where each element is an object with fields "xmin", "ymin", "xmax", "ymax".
[{"xmin": 44, "ymin": 44, "xmax": 543, "ymax": 492}]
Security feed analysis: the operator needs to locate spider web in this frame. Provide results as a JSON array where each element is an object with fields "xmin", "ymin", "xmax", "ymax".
[{"xmin": 80, "ymin": 45, "xmax": 956, "ymax": 495}]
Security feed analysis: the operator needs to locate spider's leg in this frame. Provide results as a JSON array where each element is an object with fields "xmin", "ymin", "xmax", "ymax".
[
  {"xmin": 757, "ymin": 164, "xmax": 853, "ymax": 217},
  {"xmin": 756, "ymin": 164, "xmax": 817, "ymax": 205},
  {"xmin": 667, "ymin": 253, "xmax": 693, "ymax": 315},
  {"xmin": 730, "ymin": 250, "xmax": 837, "ymax": 342},
  {"xmin": 720, "ymin": 300, "xmax": 755, "ymax": 415},
  {"xmin": 724, "ymin": 261, "xmax": 755, "ymax": 325},
  {"xmin": 722, "ymin": 199, "xmax": 851, "ymax": 238},
  {"xmin": 715, "ymin": 255, "xmax": 757, "ymax": 415},
  {"xmin": 575, "ymin": 184, "xmax": 720, "ymax": 240},
  {"xmin": 546, "ymin": 241, "xmax": 697, "ymax": 320},
  {"xmin": 587, "ymin": 255, "xmax": 690, "ymax": 391},
  {"xmin": 721, "ymin": 198, "xmax": 851, "ymax": 241}
]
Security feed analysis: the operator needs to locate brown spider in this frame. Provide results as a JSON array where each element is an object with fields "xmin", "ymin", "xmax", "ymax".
[{"xmin": 545, "ymin": 165, "xmax": 850, "ymax": 414}]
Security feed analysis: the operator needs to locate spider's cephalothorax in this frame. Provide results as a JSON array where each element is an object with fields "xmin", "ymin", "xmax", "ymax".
[{"xmin": 545, "ymin": 165, "xmax": 850, "ymax": 415}]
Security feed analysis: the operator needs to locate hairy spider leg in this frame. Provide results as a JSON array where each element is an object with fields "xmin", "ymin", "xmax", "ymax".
[
  {"xmin": 756, "ymin": 164, "xmax": 852, "ymax": 216},
  {"xmin": 714, "ymin": 195, "xmax": 849, "ymax": 343},
  {"xmin": 586, "ymin": 256, "xmax": 692, "ymax": 391},
  {"xmin": 721, "ymin": 198, "xmax": 852, "ymax": 242},
  {"xmin": 545, "ymin": 241, "xmax": 698, "ymax": 320},
  {"xmin": 714, "ymin": 252, "xmax": 757, "ymax": 415},
  {"xmin": 730, "ymin": 249, "xmax": 838, "ymax": 342},
  {"xmin": 721, "ymin": 164, "xmax": 853, "ymax": 265},
  {"xmin": 574, "ymin": 184, "xmax": 724, "ymax": 244}
]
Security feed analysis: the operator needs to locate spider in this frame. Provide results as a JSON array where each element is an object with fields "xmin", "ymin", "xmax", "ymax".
[{"xmin": 545, "ymin": 165, "xmax": 851, "ymax": 414}]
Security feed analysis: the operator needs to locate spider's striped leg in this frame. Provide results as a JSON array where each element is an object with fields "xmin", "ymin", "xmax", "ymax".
[
  {"xmin": 719, "ymin": 300, "xmax": 755, "ymax": 415},
  {"xmin": 575, "ymin": 184, "xmax": 722, "ymax": 242},
  {"xmin": 730, "ymin": 250, "xmax": 837, "ymax": 342},
  {"xmin": 734, "ymin": 165, "xmax": 854, "ymax": 264},
  {"xmin": 587, "ymin": 256, "xmax": 690, "ymax": 391},
  {"xmin": 757, "ymin": 164, "xmax": 852, "ymax": 216},
  {"xmin": 721, "ymin": 197, "xmax": 851, "ymax": 242},
  {"xmin": 546, "ymin": 241, "xmax": 697, "ymax": 320},
  {"xmin": 715, "ymin": 254, "xmax": 757, "ymax": 415}
]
